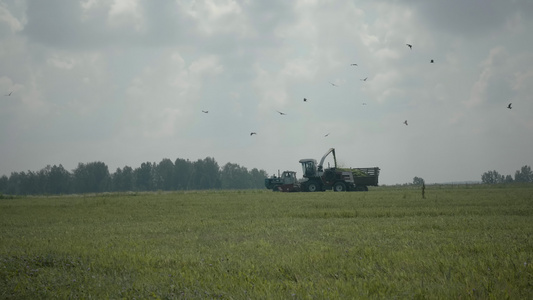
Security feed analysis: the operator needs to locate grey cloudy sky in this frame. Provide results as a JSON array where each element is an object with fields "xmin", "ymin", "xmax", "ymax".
[{"xmin": 1, "ymin": 0, "xmax": 532, "ymax": 185}]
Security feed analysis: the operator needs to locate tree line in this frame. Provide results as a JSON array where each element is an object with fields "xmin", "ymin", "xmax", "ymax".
[
  {"xmin": 481, "ymin": 165, "xmax": 533, "ymax": 184},
  {"xmin": 0, "ymin": 157, "xmax": 269, "ymax": 195}
]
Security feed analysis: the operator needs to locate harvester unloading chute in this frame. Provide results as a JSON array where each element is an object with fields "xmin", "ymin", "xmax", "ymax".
[{"xmin": 317, "ymin": 148, "xmax": 336, "ymax": 173}]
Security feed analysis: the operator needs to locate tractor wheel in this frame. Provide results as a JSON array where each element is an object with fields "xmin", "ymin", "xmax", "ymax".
[
  {"xmin": 272, "ymin": 185, "xmax": 281, "ymax": 192},
  {"xmin": 333, "ymin": 182, "xmax": 347, "ymax": 192},
  {"xmin": 307, "ymin": 181, "xmax": 320, "ymax": 192}
]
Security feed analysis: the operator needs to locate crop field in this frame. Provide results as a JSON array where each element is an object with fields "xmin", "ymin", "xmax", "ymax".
[{"xmin": 1, "ymin": 185, "xmax": 532, "ymax": 299}]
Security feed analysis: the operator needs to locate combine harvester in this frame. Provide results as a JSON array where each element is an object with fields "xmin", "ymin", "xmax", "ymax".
[{"xmin": 265, "ymin": 148, "xmax": 380, "ymax": 192}]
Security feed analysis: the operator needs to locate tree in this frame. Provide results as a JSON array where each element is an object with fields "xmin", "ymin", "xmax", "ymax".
[
  {"xmin": 174, "ymin": 158, "xmax": 192, "ymax": 190},
  {"xmin": 20, "ymin": 171, "xmax": 38, "ymax": 195},
  {"xmin": 0, "ymin": 175, "xmax": 8, "ymax": 194},
  {"xmin": 112, "ymin": 166, "xmax": 134, "ymax": 192},
  {"xmin": 413, "ymin": 176, "xmax": 425, "ymax": 185},
  {"xmin": 250, "ymin": 168, "xmax": 269, "ymax": 189},
  {"xmin": 481, "ymin": 170, "xmax": 504, "ymax": 184},
  {"xmin": 190, "ymin": 157, "xmax": 221, "ymax": 190},
  {"xmin": 6, "ymin": 172, "xmax": 22, "ymax": 195},
  {"xmin": 220, "ymin": 162, "xmax": 250, "ymax": 189},
  {"xmin": 202, "ymin": 157, "xmax": 221, "ymax": 189},
  {"xmin": 47, "ymin": 164, "xmax": 72, "ymax": 194},
  {"xmin": 514, "ymin": 165, "xmax": 533, "ymax": 183},
  {"xmin": 155, "ymin": 158, "xmax": 175, "ymax": 190},
  {"xmin": 134, "ymin": 162, "xmax": 155, "ymax": 191},
  {"xmin": 73, "ymin": 162, "xmax": 110, "ymax": 193}
]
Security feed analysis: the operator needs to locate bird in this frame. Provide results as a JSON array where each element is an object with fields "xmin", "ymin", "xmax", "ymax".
[
  {"xmin": 5, "ymin": 91, "xmax": 12, "ymax": 96},
  {"xmin": 276, "ymin": 110, "xmax": 286, "ymax": 115},
  {"xmin": 430, "ymin": 59, "xmax": 434, "ymax": 63},
  {"xmin": 404, "ymin": 120, "xmax": 408, "ymax": 126},
  {"xmin": 406, "ymin": 44, "xmax": 412, "ymax": 49},
  {"xmin": 329, "ymin": 82, "xmax": 339, "ymax": 87},
  {"xmin": 362, "ymin": 103, "xmax": 367, "ymax": 106},
  {"xmin": 250, "ymin": 132, "xmax": 257, "ymax": 136},
  {"xmin": 360, "ymin": 77, "xmax": 368, "ymax": 81},
  {"xmin": 303, "ymin": 98, "xmax": 307, "ymax": 102},
  {"xmin": 324, "ymin": 133, "xmax": 330, "ymax": 137},
  {"xmin": 350, "ymin": 63, "xmax": 358, "ymax": 66},
  {"xmin": 201, "ymin": 110, "xmax": 208, "ymax": 113},
  {"xmin": 507, "ymin": 103, "xmax": 512, "ymax": 109}
]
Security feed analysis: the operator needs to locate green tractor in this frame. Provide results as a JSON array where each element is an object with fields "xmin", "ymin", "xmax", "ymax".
[{"xmin": 264, "ymin": 171, "xmax": 300, "ymax": 192}]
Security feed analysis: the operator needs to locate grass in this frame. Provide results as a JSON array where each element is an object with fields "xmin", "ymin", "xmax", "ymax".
[{"xmin": 1, "ymin": 186, "xmax": 532, "ymax": 299}]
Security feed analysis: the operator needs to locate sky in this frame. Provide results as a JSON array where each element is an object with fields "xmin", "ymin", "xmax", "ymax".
[{"xmin": 1, "ymin": 0, "xmax": 532, "ymax": 185}]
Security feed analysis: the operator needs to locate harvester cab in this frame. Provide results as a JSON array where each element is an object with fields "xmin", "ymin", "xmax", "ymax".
[
  {"xmin": 299, "ymin": 159, "xmax": 318, "ymax": 177},
  {"xmin": 299, "ymin": 148, "xmax": 337, "ymax": 178}
]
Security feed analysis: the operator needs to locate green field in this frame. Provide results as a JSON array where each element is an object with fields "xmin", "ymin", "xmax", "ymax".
[{"xmin": 1, "ymin": 185, "xmax": 532, "ymax": 299}]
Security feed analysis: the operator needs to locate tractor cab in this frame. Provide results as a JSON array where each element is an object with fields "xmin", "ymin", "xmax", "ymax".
[
  {"xmin": 299, "ymin": 159, "xmax": 318, "ymax": 178},
  {"xmin": 281, "ymin": 171, "xmax": 298, "ymax": 184}
]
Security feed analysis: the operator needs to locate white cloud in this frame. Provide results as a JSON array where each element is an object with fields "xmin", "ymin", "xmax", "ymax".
[
  {"xmin": 466, "ymin": 46, "xmax": 519, "ymax": 108},
  {"xmin": 122, "ymin": 52, "xmax": 228, "ymax": 140},
  {"xmin": 179, "ymin": 0, "xmax": 250, "ymax": 37},
  {"xmin": 108, "ymin": 0, "xmax": 144, "ymax": 32},
  {"xmin": 0, "ymin": 4, "xmax": 23, "ymax": 32},
  {"xmin": 188, "ymin": 55, "xmax": 224, "ymax": 77},
  {"xmin": 47, "ymin": 55, "xmax": 75, "ymax": 69}
]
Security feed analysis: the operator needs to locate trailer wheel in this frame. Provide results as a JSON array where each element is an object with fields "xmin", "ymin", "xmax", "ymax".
[
  {"xmin": 333, "ymin": 182, "xmax": 346, "ymax": 192},
  {"xmin": 306, "ymin": 181, "xmax": 320, "ymax": 192}
]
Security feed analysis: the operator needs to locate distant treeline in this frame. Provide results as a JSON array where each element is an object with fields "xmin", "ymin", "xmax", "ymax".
[
  {"xmin": 0, "ymin": 157, "xmax": 269, "ymax": 195},
  {"xmin": 481, "ymin": 165, "xmax": 533, "ymax": 184}
]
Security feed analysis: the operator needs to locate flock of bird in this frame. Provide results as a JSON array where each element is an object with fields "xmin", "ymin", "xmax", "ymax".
[
  {"xmin": 230, "ymin": 43, "xmax": 511, "ymax": 133},
  {"xmin": 4, "ymin": 42, "xmax": 514, "ymax": 135},
  {"xmin": 198, "ymin": 43, "xmax": 442, "ymax": 136}
]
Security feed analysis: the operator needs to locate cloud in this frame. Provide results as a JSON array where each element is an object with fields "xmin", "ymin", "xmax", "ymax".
[
  {"xmin": 188, "ymin": 55, "xmax": 224, "ymax": 77},
  {"xmin": 0, "ymin": 3, "xmax": 24, "ymax": 32},
  {"xmin": 47, "ymin": 55, "xmax": 76, "ymax": 69},
  {"xmin": 108, "ymin": 0, "xmax": 145, "ymax": 32},
  {"xmin": 180, "ymin": 0, "xmax": 249, "ymax": 37},
  {"xmin": 121, "ymin": 51, "xmax": 227, "ymax": 140},
  {"xmin": 397, "ymin": 0, "xmax": 533, "ymax": 38}
]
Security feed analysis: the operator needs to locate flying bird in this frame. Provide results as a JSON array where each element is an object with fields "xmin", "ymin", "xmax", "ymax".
[
  {"xmin": 5, "ymin": 91, "xmax": 12, "ymax": 96},
  {"xmin": 430, "ymin": 59, "xmax": 434, "ymax": 63},
  {"xmin": 350, "ymin": 63, "xmax": 358, "ymax": 66},
  {"xmin": 324, "ymin": 133, "xmax": 330, "ymax": 137},
  {"xmin": 362, "ymin": 103, "xmax": 367, "ymax": 106},
  {"xmin": 360, "ymin": 77, "xmax": 368, "ymax": 81},
  {"xmin": 404, "ymin": 120, "xmax": 408, "ymax": 126},
  {"xmin": 202, "ymin": 110, "xmax": 208, "ymax": 113},
  {"xmin": 507, "ymin": 103, "xmax": 512, "ymax": 109},
  {"xmin": 276, "ymin": 110, "xmax": 286, "ymax": 115},
  {"xmin": 250, "ymin": 132, "xmax": 257, "ymax": 136},
  {"xmin": 329, "ymin": 82, "xmax": 339, "ymax": 87},
  {"xmin": 303, "ymin": 98, "xmax": 307, "ymax": 102},
  {"xmin": 406, "ymin": 44, "xmax": 412, "ymax": 49}
]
